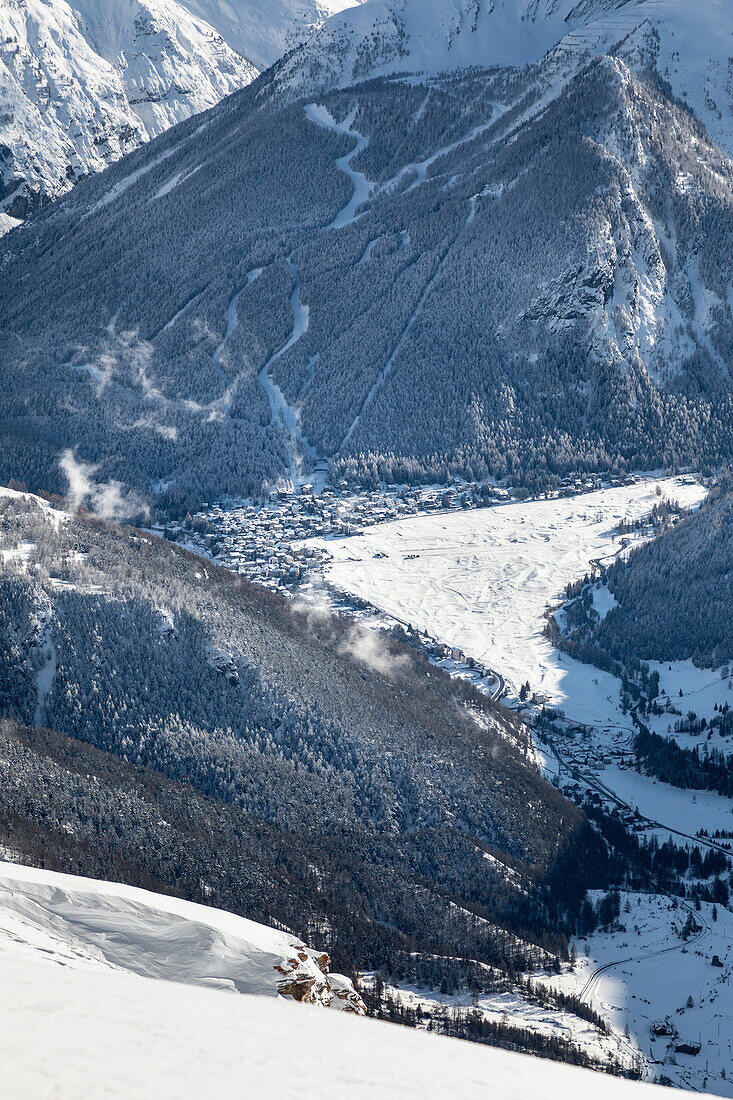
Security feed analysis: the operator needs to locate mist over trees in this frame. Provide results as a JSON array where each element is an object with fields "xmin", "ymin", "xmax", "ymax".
[{"xmin": 0, "ymin": 498, "xmax": 604, "ymax": 974}]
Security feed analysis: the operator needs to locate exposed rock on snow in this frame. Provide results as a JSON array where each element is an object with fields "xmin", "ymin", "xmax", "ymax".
[
  {"xmin": 0, "ymin": 860, "xmax": 365, "ymax": 1013},
  {"xmin": 206, "ymin": 645, "xmax": 240, "ymax": 682},
  {"xmin": 3, "ymin": 925, "xmax": 695, "ymax": 1098}
]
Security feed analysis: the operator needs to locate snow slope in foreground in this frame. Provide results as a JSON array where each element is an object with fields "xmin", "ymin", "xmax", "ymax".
[
  {"xmin": 4, "ymin": 926, "xmax": 702, "ymax": 1100},
  {"xmin": 0, "ymin": 861, "xmax": 361, "ymax": 1008}
]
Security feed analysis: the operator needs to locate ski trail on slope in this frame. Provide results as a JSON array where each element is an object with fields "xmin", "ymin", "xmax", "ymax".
[
  {"xmin": 212, "ymin": 292, "xmax": 241, "ymax": 385},
  {"xmin": 211, "ymin": 268, "xmax": 263, "ymax": 415},
  {"xmin": 374, "ymin": 120, "xmax": 497, "ymax": 198},
  {"xmin": 258, "ymin": 259, "xmax": 319, "ymax": 479},
  {"xmin": 304, "ymin": 103, "xmax": 374, "ymax": 229},
  {"xmin": 32, "ymin": 591, "xmax": 56, "ymax": 728},
  {"xmin": 340, "ymin": 182, "xmax": 490, "ymax": 450},
  {"xmin": 302, "ymin": 101, "xmax": 508, "ymax": 451},
  {"xmin": 34, "ymin": 636, "xmax": 56, "ymax": 728}
]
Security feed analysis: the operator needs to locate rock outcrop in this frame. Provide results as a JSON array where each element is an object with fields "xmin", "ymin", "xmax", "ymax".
[{"xmin": 275, "ymin": 945, "xmax": 366, "ymax": 1014}]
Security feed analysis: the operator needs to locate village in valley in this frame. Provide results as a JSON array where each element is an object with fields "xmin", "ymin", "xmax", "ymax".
[
  {"xmin": 160, "ymin": 472, "xmax": 648, "ymax": 596},
  {"xmin": 153, "ymin": 468, "xmax": 705, "ymax": 735}
]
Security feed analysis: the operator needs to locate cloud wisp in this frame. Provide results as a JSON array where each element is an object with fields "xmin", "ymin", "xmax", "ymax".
[{"xmin": 59, "ymin": 450, "xmax": 149, "ymax": 521}]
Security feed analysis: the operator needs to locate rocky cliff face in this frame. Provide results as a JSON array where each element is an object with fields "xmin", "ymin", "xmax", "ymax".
[{"xmin": 275, "ymin": 946, "xmax": 366, "ymax": 1013}]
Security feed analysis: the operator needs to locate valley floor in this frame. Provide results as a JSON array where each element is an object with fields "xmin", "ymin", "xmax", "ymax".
[
  {"xmin": 302, "ymin": 475, "xmax": 733, "ymax": 1095},
  {"xmin": 306, "ymin": 476, "xmax": 706, "ymax": 715},
  {"xmin": 546, "ymin": 892, "xmax": 733, "ymax": 1095}
]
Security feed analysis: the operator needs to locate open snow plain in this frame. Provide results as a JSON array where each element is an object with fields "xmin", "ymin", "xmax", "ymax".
[
  {"xmin": 307, "ymin": 477, "xmax": 706, "ymax": 716},
  {"xmin": 305, "ymin": 476, "xmax": 733, "ymax": 1096},
  {"xmin": 305, "ymin": 475, "xmax": 733, "ymax": 840}
]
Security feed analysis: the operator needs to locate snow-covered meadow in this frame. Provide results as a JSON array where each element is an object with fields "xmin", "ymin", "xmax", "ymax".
[
  {"xmin": 307, "ymin": 477, "xmax": 706, "ymax": 716},
  {"xmin": 547, "ymin": 892, "xmax": 733, "ymax": 1097},
  {"xmin": 304, "ymin": 475, "xmax": 733, "ymax": 840},
  {"xmin": 304, "ymin": 476, "xmax": 733, "ymax": 1093}
]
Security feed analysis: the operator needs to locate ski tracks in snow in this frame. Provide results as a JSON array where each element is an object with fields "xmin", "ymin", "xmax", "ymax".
[
  {"xmin": 210, "ymin": 267, "xmax": 263, "ymax": 415},
  {"xmin": 258, "ymin": 258, "xmax": 318, "ymax": 479}
]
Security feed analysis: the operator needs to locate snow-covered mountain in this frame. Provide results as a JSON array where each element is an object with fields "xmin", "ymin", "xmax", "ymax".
[
  {"xmin": 277, "ymin": 0, "xmax": 733, "ymax": 158},
  {"xmin": 0, "ymin": 0, "xmax": 365, "ymax": 230},
  {"xmin": 0, "ymin": 861, "xmax": 692, "ymax": 1098},
  {"xmin": 275, "ymin": 0, "xmax": 628, "ymax": 93},
  {"xmin": 0, "ymin": 0, "xmax": 256, "ymax": 227},
  {"xmin": 5, "ymin": 0, "xmax": 733, "ymax": 504},
  {"xmin": 180, "ymin": 0, "xmax": 365, "ymax": 73},
  {"xmin": 5, "ymin": 0, "xmax": 733, "ymax": 503},
  {"xmin": 0, "ymin": 860, "xmax": 365, "ymax": 1010}
]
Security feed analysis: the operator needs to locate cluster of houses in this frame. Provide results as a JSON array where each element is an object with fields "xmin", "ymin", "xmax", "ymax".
[
  {"xmin": 155, "ymin": 471, "xmax": 649, "ymax": 595},
  {"xmin": 158, "ymin": 480, "xmax": 515, "ymax": 592}
]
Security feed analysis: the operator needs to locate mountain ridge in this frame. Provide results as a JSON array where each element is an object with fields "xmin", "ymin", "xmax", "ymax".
[
  {"xmin": 0, "ymin": 0, "xmax": 364, "ymax": 229},
  {"xmin": 3, "ymin": 24, "xmax": 733, "ymax": 505}
]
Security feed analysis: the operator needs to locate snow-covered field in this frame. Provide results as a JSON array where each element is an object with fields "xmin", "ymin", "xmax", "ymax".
[
  {"xmin": 645, "ymin": 661, "xmax": 733, "ymax": 751},
  {"xmin": 307, "ymin": 477, "xmax": 705, "ymax": 713},
  {"xmin": 1, "ymin": 864, "xmax": 704, "ymax": 1100},
  {"xmin": 599, "ymin": 765, "xmax": 733, "ymax": 839},
  {"xmin": 304, "ymin": 476, "xmax": 733, "ymax": 1094},
  {"xmin": 304, "ymin": 475, "xmax": 733, "ymax": 848},
  {"xmin": 373, "ymin": 977, "xmax": 632, "ymax": 1072}
]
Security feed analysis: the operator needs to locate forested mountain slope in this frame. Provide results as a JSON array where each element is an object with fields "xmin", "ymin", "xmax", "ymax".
[
  {"xmin": 0, "ymin": 490, "xmax": 598, "ymax": 985},
  {"xmin": 4, "ymin": 3, "xmax": 733, "ymax": 506},
  {"xmin": 0, "ymin": 0, "xmax": 363, "ymax": 230},
  {"xmin": 559, "ymin": 483, "xmax": 733, "ymax": 669}
]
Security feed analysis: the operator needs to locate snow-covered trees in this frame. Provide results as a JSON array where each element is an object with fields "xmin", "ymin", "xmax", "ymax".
[
  {"xmin": 0, "ymin": 502, "xmax": 593, "ymax": 981},
  {"xmin": 4, "ymin": 54, "xmax": 733, "ymax": 508}
]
